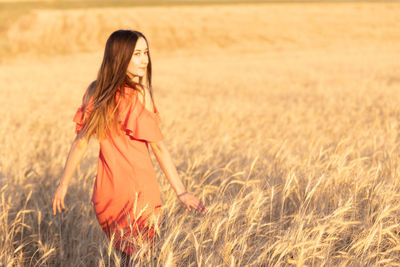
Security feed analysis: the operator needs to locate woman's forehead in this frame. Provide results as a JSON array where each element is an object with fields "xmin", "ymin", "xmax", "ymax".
[{"xmin": 134, "ymin": 37, "xmax": 148, "ymax": 51}]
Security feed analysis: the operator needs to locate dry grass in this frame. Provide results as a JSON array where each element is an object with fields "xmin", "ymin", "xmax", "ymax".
[
  {"xmin": 3, "ymin": 1, "xmax": 399, "ymax": 60},
  {"xmin": 1, "ymin": 1, "xmax": 400, "ymax": 266}
]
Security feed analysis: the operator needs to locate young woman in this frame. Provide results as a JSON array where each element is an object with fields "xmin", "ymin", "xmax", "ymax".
[{"xmin": 52, "ymin": 30, "xmax": 206, "ymax": 265}]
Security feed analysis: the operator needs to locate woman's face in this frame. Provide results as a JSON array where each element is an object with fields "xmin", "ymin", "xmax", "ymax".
[{"xmin": 127, "ymin": 37, "xmax": 149, "ymax": 78}]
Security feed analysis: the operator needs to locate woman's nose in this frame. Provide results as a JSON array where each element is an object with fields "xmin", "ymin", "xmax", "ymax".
[{"xmin": 141, "ymin": 54, "xmax": 149, "ymax": 64}]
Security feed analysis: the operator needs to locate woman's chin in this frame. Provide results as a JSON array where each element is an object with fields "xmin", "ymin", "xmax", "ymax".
[{"xmin": 129, "ymin": 73, "xmax": 145, "ymax": 79}]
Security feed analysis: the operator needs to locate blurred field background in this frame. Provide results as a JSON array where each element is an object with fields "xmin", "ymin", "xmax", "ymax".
[{"xmin": 1, "ymin": 0, "xmax": 400, "ymax": 266}]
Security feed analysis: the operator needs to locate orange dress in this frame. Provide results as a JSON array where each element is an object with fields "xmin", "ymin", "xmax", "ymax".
[{"xmin": 73, "ymin": 85, "xmax": 164, "ymax": 255}]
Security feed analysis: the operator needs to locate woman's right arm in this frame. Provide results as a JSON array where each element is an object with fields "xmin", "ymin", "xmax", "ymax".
[{"xmin": 52, "ymin": 133, "xmax": 89, "ymax": 215}]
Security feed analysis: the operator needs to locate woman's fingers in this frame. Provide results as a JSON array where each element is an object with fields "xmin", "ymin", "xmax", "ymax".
[
  {"xmin": 52, "ymin": 199, "xmax": 57, "ymax": 215},
  {"xmin": 57, "ymin": 201, "xmax": 62, "ymax": 213},
  {"xmin": 52, "ymin": 185, "xmax": 68, "ymax": 215},
  {"xmin": 196, "ymin": 200, "xmax": 206, "ymax": 214},
  {"xmin": 61, "ymin": 199, "xmax": 66, "ymax": 210},
  {"xmin": 184, "ymin": 203, "xmax": 191, "ymax": 211},
  {"xmin": 190, "ymin": 199, "xmax": 205, "ymax": 213},
  {"xmin": 199, "ymin": 201, "xmax": 205, "ymax": 212},
  {"xmin": 52, "ymin": 197, "xmax": 66, "ymax": 215},
  {"xmin": 181, "ymin": 199, "xmax": 190, "ymax": 211},
  {"xmin": 53, "ymin": 200, "xmax": 60, "ymax": 215},
  {"xmin": 179, "ymin": 192, "xmax": 206, "ymax": 214}
]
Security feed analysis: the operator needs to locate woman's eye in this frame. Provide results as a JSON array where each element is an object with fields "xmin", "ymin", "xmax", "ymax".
[{"xmin": 134, "ymin": 52, "xmax": 148, "ymax": 56}]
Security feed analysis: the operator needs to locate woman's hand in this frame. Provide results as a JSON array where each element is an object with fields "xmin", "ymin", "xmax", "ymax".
[
  {"xmin": 52, "ymin": 183, "xmax": 68, "ymax": 215},
  {"xmin": 178, "ymin": 192, "xmax": 206, "ymax": 214}
]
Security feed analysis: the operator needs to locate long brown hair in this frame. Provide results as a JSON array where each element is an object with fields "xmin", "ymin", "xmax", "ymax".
[{"xmin": 78, "ymin": 30, "xmax": 154, "ymax": 141}]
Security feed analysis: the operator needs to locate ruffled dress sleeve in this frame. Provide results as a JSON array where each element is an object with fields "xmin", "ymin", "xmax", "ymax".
[
  {"xmin": 117, "ymin": 88, "xmax": 164, "ymax": 142},
  {"xmin": 72, "ymin": 93, "xmax": 94, "ymax": 135}
]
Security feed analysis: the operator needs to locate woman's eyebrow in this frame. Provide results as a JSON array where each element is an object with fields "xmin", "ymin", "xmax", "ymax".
[{"xmin": 134, "ymin": 49, "xmax": 149, "ymax": 52}]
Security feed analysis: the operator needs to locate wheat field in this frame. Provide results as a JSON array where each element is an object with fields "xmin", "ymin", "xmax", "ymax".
[{"xmin": 1, "ymin": 1, "xmax": 400, "ymax": 266}]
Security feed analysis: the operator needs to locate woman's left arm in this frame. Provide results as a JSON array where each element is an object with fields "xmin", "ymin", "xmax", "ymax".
[
  {"xmin": 149, "ymin": 140, "xmax": 206, "ymax": 214},
  {"xmin": 52, "ymin": 133, "xmax": 89, "ymax": 215}
]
